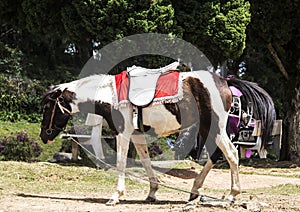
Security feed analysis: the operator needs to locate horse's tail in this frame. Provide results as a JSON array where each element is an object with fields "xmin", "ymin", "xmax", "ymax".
[{"xmin": 227, "ymin": 77, "xmax": 276, "ymax": 148}]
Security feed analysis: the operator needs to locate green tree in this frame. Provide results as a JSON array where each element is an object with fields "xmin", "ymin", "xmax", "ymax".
[
  {"xmin": 240, "ymin": 0, "xmax": 300, "ymax": 161},
  {"xmin": 71, "ymin": 0, "xmax": 177, "ymax": 46},
  {"xmin": 172, "ymin": 0, "xmax": 251, "ymax": 66},
  {"xmin": 1, "ymin": 0, "xmax": 251, "ymax": 79},
  {"xmin": 0, "ymin": 0, "xmax": 82, "ymax": 82}
]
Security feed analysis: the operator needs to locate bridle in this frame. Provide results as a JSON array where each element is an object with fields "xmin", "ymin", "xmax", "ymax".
[{"xmin": 42, "ymin": 95, "xmax": 72, "ymax": 135}]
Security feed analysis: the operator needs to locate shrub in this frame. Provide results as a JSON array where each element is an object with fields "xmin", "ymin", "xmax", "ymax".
[
  {"xmin": 0, "ymin": 130, "xmax": 42, "ymax": 162},
  {"xmin": 148, "ymin": 142, "xmax": 163, "ymax": 158},
  {"xmin": 0, "ymin": 111, "xmax": 41, "ymax": 122},
  {"xmin": 0, "ymin": 74, "xmax": 45, "ymax": 122}
]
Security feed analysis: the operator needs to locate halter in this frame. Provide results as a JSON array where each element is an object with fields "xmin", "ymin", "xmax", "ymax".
[{"xmin": 44, "ymin": 95, "xmax": 72, "ymax": 135}]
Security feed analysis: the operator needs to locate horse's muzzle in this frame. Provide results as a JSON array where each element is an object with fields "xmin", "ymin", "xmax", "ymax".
[{"xmin": 47, "ymin": 140, "xmax": 55, "ymax": 144}]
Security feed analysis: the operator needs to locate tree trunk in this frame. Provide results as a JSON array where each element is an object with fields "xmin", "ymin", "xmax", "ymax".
[
  {"xmin": 287, "ymin": 87, "xmax": 300, "ymax": 162},
  {"xmin": 267, "ymin": 43, "xmax": 289, "ymax": 80}
]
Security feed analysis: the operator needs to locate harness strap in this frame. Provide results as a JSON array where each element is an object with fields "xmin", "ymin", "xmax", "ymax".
[
  {"xmin": 46, "ymin": 95, "xmax": 72, "ymax": 135},
  {"xmin": 137, "ymin": 106, "xmax": 144, "ymax": 132},
  {"xmin": 57, "ymin": 100, "xmax": 72, "ymax": 115},
  {"xmin": 48, "ymin": 101, "xmax": 57, "ymax": 130}
]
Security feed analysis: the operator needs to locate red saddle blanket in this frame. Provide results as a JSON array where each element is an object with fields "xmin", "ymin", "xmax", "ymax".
[{"xmin": 114, "ymin": 70, "xmax": 180, "ymax": 105}]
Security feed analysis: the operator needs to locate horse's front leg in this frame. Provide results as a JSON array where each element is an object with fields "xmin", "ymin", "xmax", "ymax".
[
  {"xmin": 106, "ymin": 133, "xmax": 131, "ymax": 205},
  {"xmin": 132, "ymin": 133, "xmax": 159, "ymax": 202},
  {"xmin": 106, "ymin": 108, "xmax": 134, "ymax": 206}
]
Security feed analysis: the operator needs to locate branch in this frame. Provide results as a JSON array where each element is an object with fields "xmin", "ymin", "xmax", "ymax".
[
  {"xmin": 0, "ymin": 28, "xmax": 14, "ymax": 38},
  {"xmin": 267, "ymin": 43, "xmax": 289, "ymax": 80}
]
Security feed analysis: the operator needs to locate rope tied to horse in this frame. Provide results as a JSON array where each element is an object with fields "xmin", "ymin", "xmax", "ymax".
[
  {"xmin": 66, "ymin": 134, "xmax": 229, "ymax": 204},
  {"xmin": 67, "ymin": 135, "xmax": 196, "ymax": 195}
]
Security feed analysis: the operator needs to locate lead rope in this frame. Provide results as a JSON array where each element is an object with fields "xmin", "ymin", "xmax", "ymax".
[
  {"xmin": 67, "ymin": 136, "xmax": 197, "ymax": 196},
  {"xmin": 68, "ymin": 136, "xmax": 231, "ymax": 204}
]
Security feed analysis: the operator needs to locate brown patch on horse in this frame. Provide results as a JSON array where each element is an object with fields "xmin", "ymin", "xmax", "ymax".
[
  {"xmin": 164, "ymin": 103, "xmax": 181, "ymax": 124},
  {"xmin": 77, "ymin": 101, "xmax": 124, "ymax": 133},
  {"xmin": 184, "ymin": 77, "xmax": 212, "ymax": 141},
  {"xmin": 62, "ymin": 89, "xmax": 76, "ymax": 103},
  {"xmin": 164, "ymin": 77, "xmax": 212, "ymax": 141},
  {"xmin": 212, "ymin": 74, "xmax": 232, "ymax": 111}
]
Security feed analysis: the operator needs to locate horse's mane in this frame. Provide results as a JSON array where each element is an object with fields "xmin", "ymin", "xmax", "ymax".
[{"xmin": 41, "ymin": 86, "xmax": 58, "ymax": 106}]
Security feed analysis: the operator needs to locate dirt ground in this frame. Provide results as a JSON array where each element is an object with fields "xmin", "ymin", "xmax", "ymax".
[{"xmin": 1, "ymin": 160, "xmax": 300, "ymax": 212}]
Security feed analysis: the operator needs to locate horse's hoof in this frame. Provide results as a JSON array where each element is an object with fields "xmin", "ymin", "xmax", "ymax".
[
  {"xmin": 105, "ymin": 199, "xmax": 119, "ymax": 206},
  {"xmin": 227, "ymin": 195, "xmax": 235, "ymax": 203},
  {"xmin": 145, "ymin": 196, "xmax": 156, "ymax": 202},
  {"xmin": 189, "ymin": 193, "xmax": 199, "ymax": 201}
]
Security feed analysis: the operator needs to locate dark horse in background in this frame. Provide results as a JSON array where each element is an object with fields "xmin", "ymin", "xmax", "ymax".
[{"xmin": 40, "ymin": 67, "xmax": 275, "ymax": 205}]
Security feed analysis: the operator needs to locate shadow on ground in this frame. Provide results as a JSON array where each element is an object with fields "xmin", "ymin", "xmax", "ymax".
[{"xmin": 16, "ymin": 193, "xmax": 187, "ymax": 205}]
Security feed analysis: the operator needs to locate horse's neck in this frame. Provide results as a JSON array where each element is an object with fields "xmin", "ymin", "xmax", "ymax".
[{"xmin": 61, "ymin": 75, "xmax": 115, "ymax": 111}]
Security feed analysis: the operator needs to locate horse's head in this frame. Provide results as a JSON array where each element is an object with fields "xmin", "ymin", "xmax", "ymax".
[{"xmin": 40, "ymin": 88, "xmax": 74, "ymax": 144}]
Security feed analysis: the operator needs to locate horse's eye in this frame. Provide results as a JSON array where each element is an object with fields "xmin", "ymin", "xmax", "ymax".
[{"xmin": 58, "ymin": 96, "xmax": 64, "ymax": 103}]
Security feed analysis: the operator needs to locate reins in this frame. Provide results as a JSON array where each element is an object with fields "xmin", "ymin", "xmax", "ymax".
[{"xmin": 45, "ymin": 95, "xmax": 72, "ymax": 135}]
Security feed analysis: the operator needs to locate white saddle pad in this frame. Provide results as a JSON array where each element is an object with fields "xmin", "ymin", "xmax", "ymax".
[
  {"xmin": 128, "ymin": 73, "xmax": 161, "ymax": 106},
  {"xmin": 127, "ymin": 62, "xmax": 179, "ymax": 106}
]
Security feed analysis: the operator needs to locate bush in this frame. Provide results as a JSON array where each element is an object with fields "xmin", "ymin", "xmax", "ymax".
[
  {"xmin": 148, "ymin": 142, "xmax": 163, "ymax": 158},
  {"xmin": 0, "ymin": 111, "xmax": 41, "ymax": 122},
  {"xmin": 0, "ymin": 130, "xmax": 42, "ymax": 162},
  {"xmin": 0, "ymin": 74, "xmax": 45, "ymax": 122}
]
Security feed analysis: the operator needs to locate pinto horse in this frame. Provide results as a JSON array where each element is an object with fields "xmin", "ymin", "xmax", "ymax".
[{"xmin": 40, "ymin": 70, "xmax": 275, "ymax": 205}]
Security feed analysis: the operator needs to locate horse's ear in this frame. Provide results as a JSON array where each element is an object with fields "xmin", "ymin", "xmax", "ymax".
[
  {"xmin": 50, "ymin": 89, "xmax": 62, "ymax": 99},
  {"xmin": 62, "ymin": 89, "xmax": 76, "ymax": 103}
]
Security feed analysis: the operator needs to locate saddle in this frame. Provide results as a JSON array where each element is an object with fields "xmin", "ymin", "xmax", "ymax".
[{"xmin": 127, "ymin": 61, "xmax": 179, "ymax": 106}]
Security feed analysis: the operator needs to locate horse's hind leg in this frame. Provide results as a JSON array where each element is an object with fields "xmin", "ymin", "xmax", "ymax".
[
  {"xmin": 189, "ymin": 135, "xmax": 240, "ymax": 202},
  {"xmin": 131, "ymin": 133, "xmax": 159, "ymax": 202},
  {"xmin": 189, "ymin": 158, "xmax": 214, "ymax": 201},
  {"xmin": 216, "ymin": 132, "xmax": 240, "ymax": 201},
  {"xmin": 189, "ymin": 145, "xmax": 224, "ymax": 201}
]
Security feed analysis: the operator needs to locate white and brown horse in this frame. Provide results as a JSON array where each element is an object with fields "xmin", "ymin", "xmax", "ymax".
[{"xmin": 40, "ymin": 70, "xmax": 275, "ymax": 205}]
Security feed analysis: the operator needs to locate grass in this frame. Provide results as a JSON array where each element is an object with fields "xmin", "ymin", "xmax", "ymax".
[
  {"xmin": 1, "ymin": 160, "xmax": 299, "ymax": 202},
  {"xmin": 0, "ymin": 161, "xmax": 146, "ymax": 196},
  {"xmin": 171, "ymin": 160, "xmax": 203, "ymax": 169},
  {"xmin": 0, "ymin": 120, "xmax": 175, "ymax": 162},
  {"xmin": 239, "ymin": 166, "xmax": 300, "ymax": 179},
  {"xmin": 251, "ymin": 184, "xmax": 300, "ymax": 195}
]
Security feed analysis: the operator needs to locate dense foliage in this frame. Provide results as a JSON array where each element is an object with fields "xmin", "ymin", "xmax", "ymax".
[
  {"xmin": 0, "ymin": 130, "xmax": 42, "ymax": 161},
  {"xmin": 0, "ymin": 0, "xmax": 251, "ymax": 120},
  {"xmin": 0, "ymin": 74, "xmax": 44, "ymax": 122},
  {"xmin": 0, "ymin": 0, "xmax": 251, "ymax": 82},
  {"xmin": 235, "ymin": 0, "xmax": 300, "ymax": 160},
  {"xmin": 173, "ymin": 0, "xmax": 250, "ymax": 64}
]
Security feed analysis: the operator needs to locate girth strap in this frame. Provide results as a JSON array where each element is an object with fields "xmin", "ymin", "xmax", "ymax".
[{"xmin": 137, "ymin": 106, "xmax": 144, "ymax": 132}]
